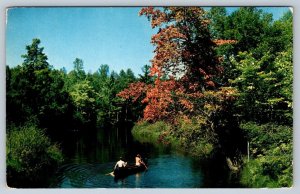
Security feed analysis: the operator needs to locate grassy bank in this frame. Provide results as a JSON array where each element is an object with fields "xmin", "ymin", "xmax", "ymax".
[{"xmin": 132, "ymin": 117, "xmax": 215, "ymax": 158}]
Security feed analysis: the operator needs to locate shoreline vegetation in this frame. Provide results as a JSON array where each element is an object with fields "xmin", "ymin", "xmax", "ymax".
[
  {"xmin": 120, "ymin": 7, "xmax": 293, "ymax": 188},
  {"xmin": 7, "ymin": 7, "xmax": 292, "ymax": 188},
  {"xmin": 131, "ymin": 121, "xmax": 292, "ymax": 187}
]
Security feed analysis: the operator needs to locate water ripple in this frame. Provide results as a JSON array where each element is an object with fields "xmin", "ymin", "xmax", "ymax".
[{"xmin": 50, "ymin": 154, "xmax": 204, "ymax": 188}]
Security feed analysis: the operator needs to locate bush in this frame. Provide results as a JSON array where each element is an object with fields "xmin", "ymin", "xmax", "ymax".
[
  {"xmin": 240, "ymin": 122, "xmax": 293, "ymax": 187},
  {"xmin": 7, "ymin": 124, "xmax": 63, "ymax": 186},
  {"xmin": 174, "ymin": 116, "xmax": 216, "ymax": 157},
  {"xmin": 241, "ymin": 159, "xmax": 278, "ymax": 188}
]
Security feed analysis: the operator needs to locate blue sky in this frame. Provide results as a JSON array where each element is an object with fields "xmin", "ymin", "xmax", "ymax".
[{"xmin": 6, "ymin": 7, "xmax": 291, "ymax": 75}]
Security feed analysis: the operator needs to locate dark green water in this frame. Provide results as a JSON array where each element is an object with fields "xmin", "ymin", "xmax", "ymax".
[{"xmin": 49, "ymin": 125, "xmax": 240, "ymax": 188}]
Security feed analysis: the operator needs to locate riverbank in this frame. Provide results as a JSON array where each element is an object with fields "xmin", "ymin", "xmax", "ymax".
[
  {"xmin": 131, "ymin": 120, "xmax": 293, "ymax": 188},
  {"xmin": 132, "ymin": 119, "xmax": 215, "ymax": 159}
]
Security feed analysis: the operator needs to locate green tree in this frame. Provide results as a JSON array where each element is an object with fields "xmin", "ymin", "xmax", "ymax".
[
  {"xmin": 22, "ymin": 38, "xmax": 50, "ymax": 70},
  {"xmin": 73, "ymin": 58, "xmax": 86, "ymax": 80},
  {"xmin": 138, "ymin": 64, "xmax": 153, "ymax": 84},
  {"xmin": 223, "ymin": 7, "xmax": 272, "ymax": 56},
  {"xmin": 89, "ymin": 64, "xmax": 114, "ymax": 125},
  {"xmin": 7, "ymin": 39, "xmax": 71, "ymax": 127},
  {"xmin": 207, "ymin": 7, "xmax": 227, "ymax": 39},
  {"xmin": 230, "ymin": 48, "xmax": 292, "ymax": 125},
  {"xmin": 69, "ymin": 80, "xmax": 96, "ymax": 124},
  {"xmin": 256, "ymin": 11, "xmax": 293, "ymax": 57}
]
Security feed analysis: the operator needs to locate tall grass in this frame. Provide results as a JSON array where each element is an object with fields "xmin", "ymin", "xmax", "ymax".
[{"xmin": 132, "ymin": 121, "xmax": 171, "ymax": 144}]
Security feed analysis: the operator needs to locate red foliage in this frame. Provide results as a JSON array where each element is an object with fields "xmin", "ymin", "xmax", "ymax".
[
  {"xmin": 118, "ymin": 7, "xmax": 235, "ymax": 123},
  {"xmin": 117, "ymin": 82, "xmax": 149, "ymax": 102},
  {"xmin": 142, "ymin": 78, "xmax": 177, "ymax": 121}
]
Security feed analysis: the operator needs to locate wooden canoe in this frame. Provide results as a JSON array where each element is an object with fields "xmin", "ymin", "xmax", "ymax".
[{"xmin": 113, "ymin": 164, "xmax": 147, "ymax": 179}]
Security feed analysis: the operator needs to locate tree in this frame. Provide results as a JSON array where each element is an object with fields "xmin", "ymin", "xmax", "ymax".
[
  {"xmin": 73, "ymin": 58, "xmax": 86, "ymax": 80},
  {"xmin": 99, "ymin": 64, "xmax": 109, "ymax": 77},
  {"xmin": 256, "ymin": 11, "xmax": 292, "ymax": 57},
  {"xmin": 207, "ymin": 7, "xmax": 292, "ymax": 86},
  {"xmin": 69, "ymin": 80, "xmax": 96, "ymax": 124},
  {"xmin": 207, "ymin": 7, "xmax": 227, "ymax": 39},
  {"xmin": 6, "ymin": 38, "xmax": 71, "ymax": 126},
  {"xmin": 230, "ymin": 47, "xmax": 292, "ymax": 125},
  {"xmin": 140, "ymin": 7, "xmax": 219, "ymax": 89},
  {"xmin": 223, "ymin": 7, "xmax": 272, "ymax": 56},
  {"xmin": 120, "ymin": 7, "xmax": 223, "ymax": 122},
  {"xmin": 138, "ymin": 64, "xmax": 153, "ymax": 84},
  {"xmin": 89, "ymin": 64, "xmax": 114, "ymax": 125},
  {"xmin": 6, "ymin": 39, "xmax": 68, "ymax": 187},
  {"xmin": 240, "ymin": 122, "xmax": 292, "ymax": 187},
  {"xmin": 21, "ymin": 38, "xmax": 50, "ymax": 70}
]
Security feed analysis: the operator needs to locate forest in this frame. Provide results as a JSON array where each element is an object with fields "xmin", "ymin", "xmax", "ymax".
[{"xmin": 6, "ymin": 7, "xmax": 292, "ymax": 188}]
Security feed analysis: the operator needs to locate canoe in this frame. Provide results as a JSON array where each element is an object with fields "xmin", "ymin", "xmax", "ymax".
[{"xmin": 113, "ymin": 164, "xmax": 147, "ymax": 179}]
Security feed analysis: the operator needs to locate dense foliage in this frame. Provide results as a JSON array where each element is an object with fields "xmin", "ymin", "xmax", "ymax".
[
  {"xmin": 6, "ymin": 39, "xmax": 141, "ymax": 187},
  {"xmin": 7, "ymin": 124, "xmax": 63, "ymax": 187},
  {"xmin": 240, "ymin": 122, "xmax": 292, "ymax": 187},
  {"xmin": 119, "ymin": 7, "xmax": 293, "ymax": 188},
  {"xmin": 6, "ymin": 7, "xmax": 292, "ymax": 188}
]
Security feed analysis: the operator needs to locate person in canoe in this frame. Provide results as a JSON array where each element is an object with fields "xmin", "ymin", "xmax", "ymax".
[
  {"xmin": 135, "ymin": 154, "xmax": 147, "ymax": 169},
  {"xmin": 114, "ymin": 157, "xmax": 127, "ymax": 170}
]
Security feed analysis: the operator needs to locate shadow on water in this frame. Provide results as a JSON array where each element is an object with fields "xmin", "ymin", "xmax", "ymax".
[{"xmin": 48, "ymin": 123, "xmax": 241, "ymax": 188}]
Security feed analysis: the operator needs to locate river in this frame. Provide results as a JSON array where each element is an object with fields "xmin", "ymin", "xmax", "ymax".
[{"xmin": 48, "ymin": 124, "xmax": 241, "ymax": 188}]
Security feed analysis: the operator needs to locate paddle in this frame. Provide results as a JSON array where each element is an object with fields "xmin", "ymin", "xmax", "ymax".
[
  {"xmin": 141, "ymin": 160, "xmax": 148, "ymax": 170},
  {"xmin": 105, "ymin": 171, "xmax": 115, "ymax": 176}
]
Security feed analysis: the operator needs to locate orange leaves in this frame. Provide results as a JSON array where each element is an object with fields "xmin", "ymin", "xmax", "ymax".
[
  {"xmin": 117, "ymin": 82, "xmax": 149, "ymax": 102},
  {"xmin": 151, "ymin": 25, "xmax": 186, "ymax": 45},
  {"xmin": 139, "ymin": 7, "xmax": 154, "ymax": 16},
  {"xmin": 142, "ymin": 78, "xmax": 177, "ymax": 121},
  {"xmin": 150, "ymin": 25, "xmax": 186, "ymax": 76},
  {"xmin": 213, "ymin": 39, "xmax": 237, "ymax": 46},
  {"xmin": 139, "ymin": 7, "xmax": 167, "ymax": 28},
  {"xmin": 199, "ymin": 68, "xmax": 216, "ymax": 88},
  {"xmin": 179, "ymin": 99, "xmax": 194, "ymax": 111},
  {"xmin": 141, "ymin": 7, "xmax": 219, "ymax": 86},
  {"xmin": 218, "ymin": 87, "xmax": 238, "ymax": 101},
  {"xmin": 206, "ymin": 81, "xmax": 216, "ymax": 87},
  {"xmin": 117, "ymin": 7, "xmax": 235, "ymax": 123}
]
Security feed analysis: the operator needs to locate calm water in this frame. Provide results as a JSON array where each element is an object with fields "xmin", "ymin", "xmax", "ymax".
[{"xmin": 49, "ymin": 125, "xmax": 240, "ymax": 188}]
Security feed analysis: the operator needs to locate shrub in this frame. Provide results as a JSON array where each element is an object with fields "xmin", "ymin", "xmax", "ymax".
[
  {"xmin": 240, "ymin": 122, "xmax": 293, "ymax": 187},
  {"xmin": 7, "ymin": 124, "xmax": 63, "ymax": 180},
  {"xmin": 174, "ymin": 116, "xmax": 217, "ymax": 157}
]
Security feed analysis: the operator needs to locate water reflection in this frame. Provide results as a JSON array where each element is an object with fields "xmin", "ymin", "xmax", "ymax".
[{"xmin": 49, "ymin": 125, "xmax": 238, "ymax": 188}]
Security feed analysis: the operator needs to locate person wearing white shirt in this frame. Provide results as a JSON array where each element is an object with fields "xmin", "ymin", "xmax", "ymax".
[{"xmin": 114, "ymin": 157, "xmax": 127, "ymax": 170}]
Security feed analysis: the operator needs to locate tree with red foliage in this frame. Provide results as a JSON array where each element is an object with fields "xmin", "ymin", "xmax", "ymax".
[
  {"xmin": 140, "ymin": 7, "xmax": 220, "ymax": 90},
  {"xmin": 119, "ymin": 7, "xmax": 236, "ymax": 122}
]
